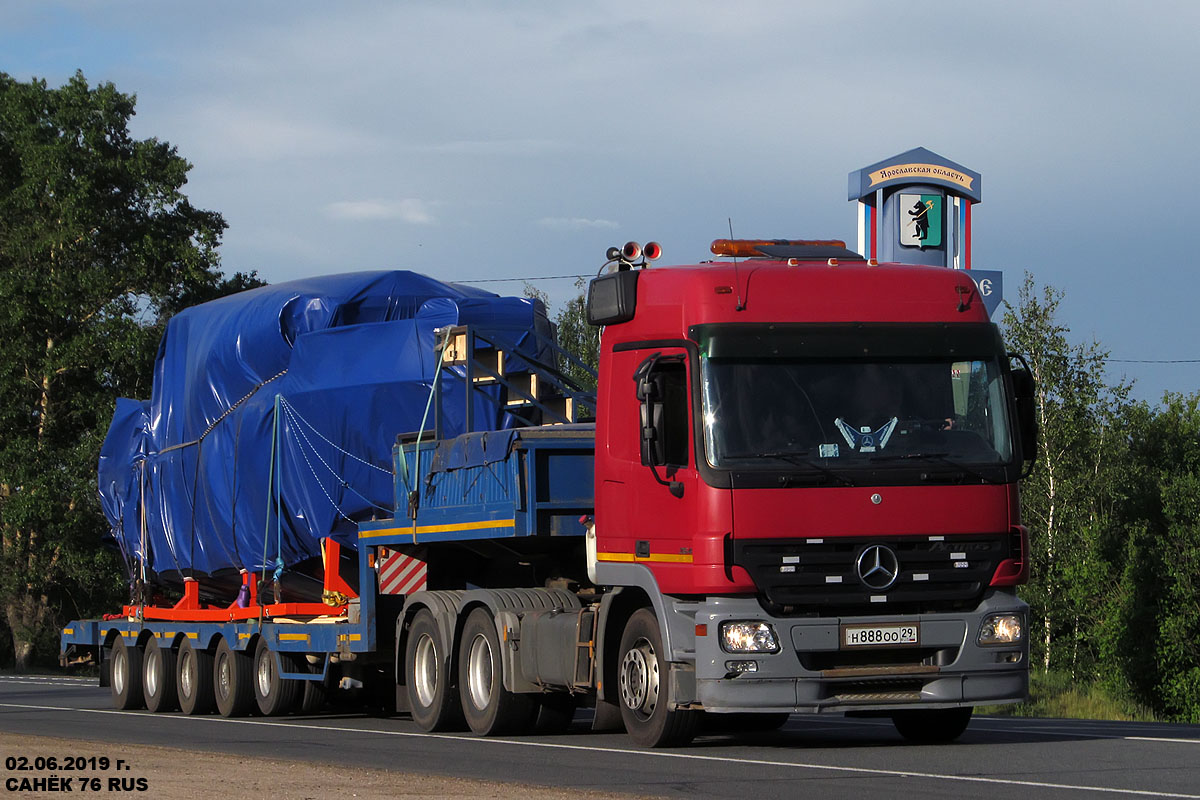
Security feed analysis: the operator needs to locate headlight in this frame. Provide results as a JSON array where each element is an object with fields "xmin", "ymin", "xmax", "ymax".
[
  {"xmin": 978, "ymin": 614, "xmax": 1024, "ymax": 645},
  {"xmin": 720, "ymin": 621, "xmax": 780, "ymax": 653}
]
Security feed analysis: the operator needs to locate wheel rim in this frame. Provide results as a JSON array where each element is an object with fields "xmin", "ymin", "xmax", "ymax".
[
  {"xmin": 112, "ymin": 647, "xmax": 126, "ymax": 695},
  {"xmin": 218, "ymin": 654, "xmax": 231, "ymax": 697},
  {"xmin": 180, "ymin": 651, "xmax": 194, "ymax": 699},
  {"xmin": 619, "ymin": 637, "xmax": 659, "ymax": 721},
  {"xmin": 412, "ymin": 633, "xmax": 438, "ymax": 708},
  {"xmin": 145, "ymin": 648, "xmax": 159, "ymax": 697},
  {"xmin": 257, "ymin": 650, "xmax": 273, "ymax": 698},
  {"xmin": 466, "ymin": 633, "xmax": 493, "ymax": 712}
]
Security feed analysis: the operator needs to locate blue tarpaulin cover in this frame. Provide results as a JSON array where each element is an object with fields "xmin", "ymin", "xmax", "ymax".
[{"xmin": 97, "ymin": 270, "xmax": 551, "ymax": 581}]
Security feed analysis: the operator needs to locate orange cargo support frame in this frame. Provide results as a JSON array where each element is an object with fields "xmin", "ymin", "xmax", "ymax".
[
  {"xmin": 321, "ymin": 537, "xmax": 358, "ymax": 604},
  {"xmin": 122, "ymin": 539, "xmax": 357, "ymax": 622}
]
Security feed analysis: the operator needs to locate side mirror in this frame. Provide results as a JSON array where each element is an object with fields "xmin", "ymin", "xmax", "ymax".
[
  {"xmin": 1009, "ymin": 357, "xmax": 1038, "ymax": 467},
  {"xmin": 587, "ymin": 270, "xmax": 639, "ymax": 326}
]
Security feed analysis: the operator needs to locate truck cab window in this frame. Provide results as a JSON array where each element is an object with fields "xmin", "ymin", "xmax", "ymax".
[
  {"xmin": 637, "ymin": 358, "xmax": 689, "ymax": 468},
  {"xmin": 695, "ymin": 323, "xmax": 1018, "ymax": 477}
]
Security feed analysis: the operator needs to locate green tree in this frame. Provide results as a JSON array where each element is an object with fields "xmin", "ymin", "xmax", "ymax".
[
  {"xmin": 0, "ymin": 71, "xmax": 257, "ymax": 670},
  {"xmin": 1107, "ymin": 394, "xmax": 1200, "ymax": 719},
  {"xmin": 1001, "ymin": 272, "xmax": 1129, "ymax": 677},
  {"xmin": 524, "ymin": 279, "xmax": 599, "ymax": 393},
  {"xmin": 554, "ymin": 278, "xmax": 599, "ymax": 392}
]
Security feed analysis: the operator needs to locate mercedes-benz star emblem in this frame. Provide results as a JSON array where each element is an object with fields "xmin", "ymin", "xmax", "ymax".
[{"xmin": 856, "ymin": 544, "xmax": 900, "ymax": 590}]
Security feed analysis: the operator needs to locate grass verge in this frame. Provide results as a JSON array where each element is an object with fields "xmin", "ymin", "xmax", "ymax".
[{"xmin": 981, "ymin": 669, "xmax": 1157, "ymax": 721}]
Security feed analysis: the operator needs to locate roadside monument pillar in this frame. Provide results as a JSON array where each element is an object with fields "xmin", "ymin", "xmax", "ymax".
[{"xmin": 849, "ymin": 147, "xmax": 1001, "ymax": 315}]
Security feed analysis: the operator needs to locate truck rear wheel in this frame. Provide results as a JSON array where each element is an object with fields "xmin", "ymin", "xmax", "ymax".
[
  {"xmin": 458, "ymin": 607, "xmax": 537, "ymax": 736},
  {"xmin": 109, "ymin": 636, "xmax": 144, "ymax": 710},
  {"xmin": 177, "ymin": 638, "xmax": 215, "ymax": 715},
  {"xmin": 143, "ymin": 637, "xmax": 178, "ymax": 713},
  {"xmin": 214, "ymin": 637, "xmax": 255, "ymax": 717},
  {"xmin": 404, "ymin": 609, "xmax": 462, "ymax": 731},
  {"xmin": 891, "ymin": 706, "xmax": 973, "ymax": 743},
  {"xmin": 253, "ymin": 638, "xmax": 300, "ymax": 716},
  {"xmin": 617, "ymin": 608, "xmax": 697, "ymax": 747}
]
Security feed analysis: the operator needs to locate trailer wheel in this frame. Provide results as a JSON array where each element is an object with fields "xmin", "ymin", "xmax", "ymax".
[
  {"xmin": 109, "ymin": 636, "xmax": 144, "ymax": 710},
  {"xmin": 458, "ymin": 607, "xmax": 537, "ymax": 736},
  {"xmin": 253, "ymin": 638, "xmax": 300, "ymax": 716},
  {"xmin": 177, "ymin": 638, "xmax": 215, "ymax": 715},
  {"xmin": 300, "ymin": 671, "xmax": 329, "ymax": 714},
  {"xmin": 214, "ymin": 637, "xmax": 255, "ymax": 717},
  {"xmin": 891, "ymin": 706, "xmax": 973, "ymax": 743},
  {"xmin": 143, "ymin": 637, "xmax": 178, "ymax": 713},
  {"xmin": 404, "ymin": 609, "xmax": 462, "ymax": 731},
  {"xmin": 617, "ymin": 608, "xmax": 697, "ymax": 747}
]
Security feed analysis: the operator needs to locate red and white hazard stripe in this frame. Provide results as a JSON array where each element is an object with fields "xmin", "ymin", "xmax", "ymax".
[{"xmin": 377, "ymin": 550, "xmax": 427, "ymax": 595}]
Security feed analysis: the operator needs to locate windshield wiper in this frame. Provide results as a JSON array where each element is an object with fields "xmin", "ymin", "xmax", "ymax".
[
  {"xmin": 868, "ymin": 452, "xmax": 1003, "ymax": 484},
  {"xmin": 726, "ymin": 449, "xmax": 855, "ymax": 486}
]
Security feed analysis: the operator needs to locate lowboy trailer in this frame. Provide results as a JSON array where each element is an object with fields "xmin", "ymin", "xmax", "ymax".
[{"xmin": 64, "ymin": 233, "xmax": 1035, "ymax": 747}]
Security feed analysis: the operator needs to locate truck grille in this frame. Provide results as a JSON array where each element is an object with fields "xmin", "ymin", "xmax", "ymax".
[{"xmin": 732, "ymin": 533, "xmax": 1011, "ymax": 616}]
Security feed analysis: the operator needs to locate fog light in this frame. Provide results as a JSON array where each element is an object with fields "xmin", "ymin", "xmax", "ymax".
[
  {"xmin": 720, "ymin": 621, "xmax": 780, "ymax": 653},
  {"xmin": 978, "ymin": 614, "xmax": 1024, "ymax": 645},
  {"xmin": 724, "ymin": 660, "xmax": 758, "ymax": 674}
]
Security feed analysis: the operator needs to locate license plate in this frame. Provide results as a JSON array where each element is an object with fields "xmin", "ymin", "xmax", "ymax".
[{"xmin": 842, "ymin": 623, "xmax": 919, "ymax": 648}]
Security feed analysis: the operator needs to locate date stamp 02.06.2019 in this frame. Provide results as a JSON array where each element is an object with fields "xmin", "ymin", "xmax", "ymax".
[{"xmin": 4, "ymin": 755, "xmax": 148, "ymax": 793}]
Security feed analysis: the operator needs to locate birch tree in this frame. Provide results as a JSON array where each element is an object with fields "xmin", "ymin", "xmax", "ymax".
[{"xmin": 1002, "ymin": 273, "xmax": 1128, "ymax": 674}]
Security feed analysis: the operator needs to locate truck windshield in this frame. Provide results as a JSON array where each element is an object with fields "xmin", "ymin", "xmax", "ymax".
[{"xmin": 695, "ymin": 324, "xmax": 1015, "ymax": 473}]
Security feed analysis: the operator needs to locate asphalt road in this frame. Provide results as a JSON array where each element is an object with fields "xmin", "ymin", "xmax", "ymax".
[{"xmin": 2, "ymin": 675, "xmax": 1199, "ymax": 799}]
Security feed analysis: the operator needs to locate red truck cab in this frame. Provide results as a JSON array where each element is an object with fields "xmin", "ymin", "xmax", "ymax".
[{"xmin": 587, "ymin": 240, "xmax": 1033, "ymax": 745}]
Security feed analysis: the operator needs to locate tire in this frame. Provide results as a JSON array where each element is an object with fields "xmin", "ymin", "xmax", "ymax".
[
  {"xmin": 458, "ymin": 607, "xmax": 537, "ymax": 736},
  {"xmin": 300, "ymin": 672, "xmax": 329, "ymax": 714},
  {"xmin": 213, "ymin": 637, "xmax": 255, "ymax": 717},
  {"xmin": 617, "ymin": 608, "xmax": 697, "ymax": 747},
  {"xmin": 253, "ymin": 638, "xmax": 301, "ymax": 716},
  {"xmin": 891, "ymin": 706, "xmax": 973, "ymax": 743},
  {"xmin": 109, "ymin": 636, "xmax": 144, "ymax": 710},
  {"xmin": 177, "ymin": 638, "xmax": 215, "ymax": 715},
  {"xmin": 143, "ymin": 637, "xmax": 178, "ymax": 713},
  {"xmin": 404, "ymin": 609, "xmax": 463, "ymax": 731}
]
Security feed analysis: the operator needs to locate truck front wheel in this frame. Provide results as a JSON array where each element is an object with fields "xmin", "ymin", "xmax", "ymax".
[
  {"xmin": 458, "ymin": 607, "xmax": 537, "ymax": 736},
  {"xmin": 891, "ymin": 706, "xmax": 973, "ymax": 743},
  {"xmin": 617, "ymin": 608, "xmax": 697, "ymax": 747},
  {"xmin": 404, "ymin": 609, "xmax": 463, "ymax": 731},
  {"xmin": 109, "ymin": 636, "xmax": 144, "ymax": 710}
]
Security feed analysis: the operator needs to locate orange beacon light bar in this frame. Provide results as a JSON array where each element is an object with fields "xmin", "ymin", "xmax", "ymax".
[{"xmin": 710, "ymin": 239, "xmax": 848, "ymax": 258}]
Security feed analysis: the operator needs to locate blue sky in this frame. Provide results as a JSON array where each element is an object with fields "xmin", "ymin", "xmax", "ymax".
[{"xmin": 4, "ymin": 1, "xmax": 1197, "ymax": 403}]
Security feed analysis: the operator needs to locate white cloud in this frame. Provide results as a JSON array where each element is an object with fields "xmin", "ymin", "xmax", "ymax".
[
  {"xmin": 537, "ymin": 217, "xmax": 619, "ymax": 231},
  {"xmin": 325, "ymin": 199, "xmax": 436, "ymax": 225}
]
